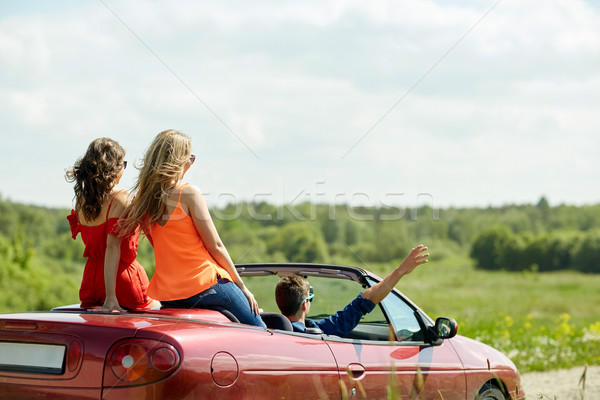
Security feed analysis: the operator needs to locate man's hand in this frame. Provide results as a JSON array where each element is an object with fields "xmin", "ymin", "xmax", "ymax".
[
  {"xmin": 396, "ymin": 244, "xmax": 429, "ymax": 277},
  {"xmin": 362, "ymin": 244, "xmax": 429, "ymax": 305}
]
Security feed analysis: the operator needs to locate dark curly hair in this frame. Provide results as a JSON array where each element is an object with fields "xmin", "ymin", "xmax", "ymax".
[{"xmin": 65, "ymin": 138, "xmax": 125, "ymax": 221}]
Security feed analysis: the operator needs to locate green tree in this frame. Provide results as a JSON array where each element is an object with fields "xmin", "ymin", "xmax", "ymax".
[
  {"xmin": 470, "ymin": 225, "xmax": 513, "ymax": 270},
  {"xmin": 499, "ymin": 234, "xmax": 528, "ymax": 271},
  {"xmin": 536, "ymin": 196, "xmax": 550, "ymax": 227},
  {"xmin": 522, "ymin": 232, "xmax": 580, "ymax": 272},
  {"xmin": 447, "ymin": 211, "xmax": 476, "ymax": 245},
  {"xmin": 321, "ymin": 218, "xmax": 340, "ymax": 244},
  {"xmin": 573, "ymin": 231, "xmax": 600, "ymax": 273},
  {"xmin": 344, "ymin": 220, "xmax": 358, "ymax": 246},
  {"xmin": 266, "ymin": 222, "xmax": 329, "ymax": 263}
]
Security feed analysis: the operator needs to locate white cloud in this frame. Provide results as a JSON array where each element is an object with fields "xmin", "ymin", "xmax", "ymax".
[{"xmin": 0, "ymin": 0, "xmax": 599, "ymax": 208}]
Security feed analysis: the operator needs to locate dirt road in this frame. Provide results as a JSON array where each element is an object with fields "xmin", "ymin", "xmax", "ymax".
[{"xmin": 520, "ymin": 365, "xmax": 599, "ymax": 399}]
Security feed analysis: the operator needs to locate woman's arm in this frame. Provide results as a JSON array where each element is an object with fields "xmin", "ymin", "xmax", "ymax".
[
  {"xmin": 182, "ymin": 184, "xmax": 260, "ymax": 314},
  {"xmin": 92, "ymin": 191, "xmax": 129, "ymax": 313},
  {"xmin": 97, "ymin": 234, "xmax": 125, "ymax": 312},
  {"xmin": 361, "ymin": 245, "xmax": 429, "ymax": 305}
]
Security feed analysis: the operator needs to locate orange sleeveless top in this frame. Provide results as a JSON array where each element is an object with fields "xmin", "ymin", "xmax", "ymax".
[{"xmin": 147, "ymin": 185, "xmax": 232, "ymax": 301}]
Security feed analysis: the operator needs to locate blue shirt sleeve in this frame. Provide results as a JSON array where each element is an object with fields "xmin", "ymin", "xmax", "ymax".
[{"xmin": 312, "ymin": 294, "xmax": 376, "ymax": 337}]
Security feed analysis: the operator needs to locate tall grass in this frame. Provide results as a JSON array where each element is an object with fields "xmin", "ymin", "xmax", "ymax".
[{"xmin": 466, "ymin": 313, "xmax": 600, "ymax": 372}]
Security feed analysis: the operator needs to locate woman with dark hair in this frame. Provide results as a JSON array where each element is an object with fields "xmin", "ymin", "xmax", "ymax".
[
  {"xmin": 66, "ymin": 138, "xmax": 155, "ymax": 312},
  {"xmin": 119, "ymin": 130, "xmax": 265, "ymax": 327}
]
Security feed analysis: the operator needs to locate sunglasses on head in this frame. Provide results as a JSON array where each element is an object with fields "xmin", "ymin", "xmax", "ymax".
[
  {"xmin": 122, "ymin": 161, "xmax": 127, "ymax": 169},
  {"xmin": 189, "ymin": 154, "xmax": 196, "ymax": 165}
]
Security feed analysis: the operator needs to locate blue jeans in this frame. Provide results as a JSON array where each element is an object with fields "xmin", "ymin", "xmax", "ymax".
[{"xmin": 161, "ymin": 279, "xmax": 266, "ymax": 328}]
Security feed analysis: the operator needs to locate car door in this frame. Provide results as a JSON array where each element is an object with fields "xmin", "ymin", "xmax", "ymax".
[
  {"xmin": 325, "ymin": 287, "xmax": 466, "ymax": 400},
  {"xmin": 136, "ymin": 319, "xmax": 343, "ymax": 400}
]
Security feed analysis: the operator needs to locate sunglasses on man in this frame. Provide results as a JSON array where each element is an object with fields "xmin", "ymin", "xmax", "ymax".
[{"xmin": 301, "ymin": 286, "xmax": 314, "ymax": 305}]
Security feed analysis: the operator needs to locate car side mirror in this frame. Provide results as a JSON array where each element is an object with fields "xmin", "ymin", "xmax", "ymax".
[{"xmin": 435, "ymin": 317, "xmax": 458, "ymax": 339}]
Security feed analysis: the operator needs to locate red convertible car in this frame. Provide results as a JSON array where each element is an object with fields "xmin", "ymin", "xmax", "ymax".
[{"xmin": 0, "ymin": 263, "xmax": 525, "ymax": 399}]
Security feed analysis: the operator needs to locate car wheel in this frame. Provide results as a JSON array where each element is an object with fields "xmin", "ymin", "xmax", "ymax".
[{"xmin": 475, "ymin": 383, "xmax": 505, "ymax": 400}]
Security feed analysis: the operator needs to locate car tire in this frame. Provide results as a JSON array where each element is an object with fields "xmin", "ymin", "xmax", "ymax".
[{"xmin": 475, "ymin": 383, "xmax": 505, "ymax": 400}]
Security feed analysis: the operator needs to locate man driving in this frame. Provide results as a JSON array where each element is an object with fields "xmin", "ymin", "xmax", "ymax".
[{"xmin": 275, "ymin": 245, "xmax": 429, "ymax": 336}]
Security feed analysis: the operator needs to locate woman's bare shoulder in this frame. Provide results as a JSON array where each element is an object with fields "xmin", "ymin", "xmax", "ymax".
[
  {"xmin": 113, "ymin": 189, "xmax": 132, "ymax": 206},
  {"xmin": 108, "ymin": 189, "xmax": 131, "ymax": 217},
  {"xmin": 117, "ymin": 188, "xmax": 132, "ymax": 200},
  {"xmin": 178, "ymin": 183, "xmax": 208, "ymax": 212},
  {"xmin": 180, "ymin": 183, "xmax": 203, "ymax": 197}
]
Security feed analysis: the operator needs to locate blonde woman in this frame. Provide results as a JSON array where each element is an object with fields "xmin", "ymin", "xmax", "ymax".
[
  {"xmin": 120, "ymin": 130, "xmax": 265, "ymax": 327},
  {"xmin": 66, "ymin": 138, "xmax": 155, "ymax": 312}
]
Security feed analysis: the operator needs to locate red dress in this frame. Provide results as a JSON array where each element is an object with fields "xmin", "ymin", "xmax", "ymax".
[{"xmin": 67, "ymin": 192, "xmax": 152, "ymax": 310}]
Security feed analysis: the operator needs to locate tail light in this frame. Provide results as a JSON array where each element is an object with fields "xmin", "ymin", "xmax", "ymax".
[
  {"xmin": 103, "ymin": 338, "xmax": 180, "ymax": 387},
  {"xmin": 67, "ymin": 340, "xmax": 83, "ymax": 372}
]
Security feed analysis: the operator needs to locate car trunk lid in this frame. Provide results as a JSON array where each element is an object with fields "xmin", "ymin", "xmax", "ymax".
[{"xmin": 0, "ymin": 312, "xmax": 140, "ymax": 393}]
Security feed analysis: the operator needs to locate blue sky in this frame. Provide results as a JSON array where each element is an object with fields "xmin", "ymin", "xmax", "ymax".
[{"xmin": 1, "ymin": 0, "xmax": 599, "ymax": 210}]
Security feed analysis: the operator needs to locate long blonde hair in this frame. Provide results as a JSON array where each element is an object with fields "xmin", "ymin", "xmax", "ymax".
[{"xmin": 120, "ymin": 129, "xmax": 192, "ymax": 235}]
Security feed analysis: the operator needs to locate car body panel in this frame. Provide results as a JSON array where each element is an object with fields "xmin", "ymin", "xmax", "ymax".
[
  {"xmin": 325, "ymin": 337, "xmax": 467, "ymax": 399},
  {"xmin": 448, "ymin": 335, "xmax": 525, "ymax": 399},
  {"xmin": 133, "ymin": 322, "xmax": 342, "ymax": 399},
  {"xmin": 0, "ymin": 314, "xmax": 138, "ymax": 393}
]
